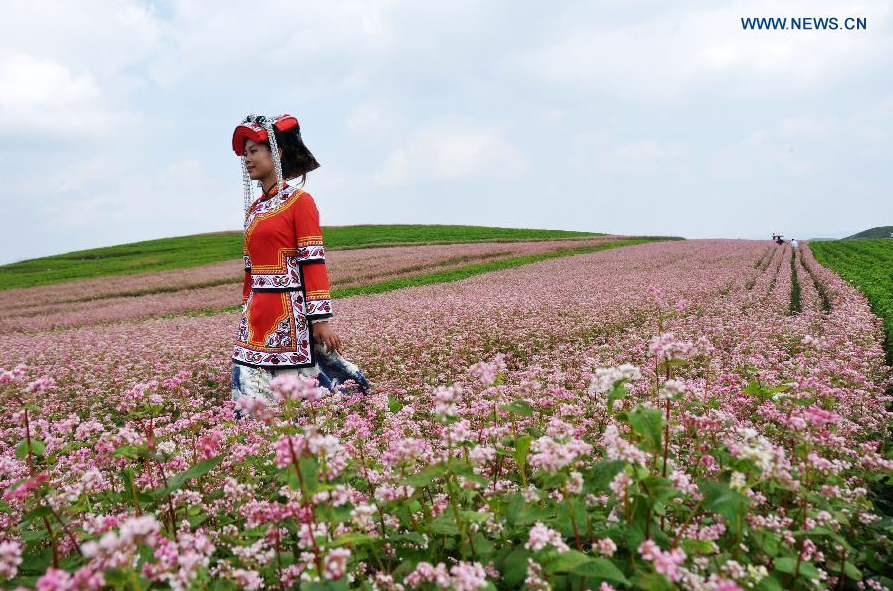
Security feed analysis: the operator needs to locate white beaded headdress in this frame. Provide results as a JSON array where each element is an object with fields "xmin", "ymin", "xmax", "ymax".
[{"xmin": 233, "ymin": 113, "xmax": 320, "ymax": 224}]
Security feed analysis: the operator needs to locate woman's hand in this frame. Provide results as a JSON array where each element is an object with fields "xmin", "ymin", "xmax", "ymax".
[{"xmin": 312, "ymin": 321, "xmax": 343, "ymax": 355}]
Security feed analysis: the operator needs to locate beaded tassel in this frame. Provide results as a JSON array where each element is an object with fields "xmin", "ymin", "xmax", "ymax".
[
  {"xmin": 240, "ymin": 112, "xmax": 258, "ymax": 225},
  {"xmin": 263, "ymin": 117, "xmax": 285, "ymax": 194},
  {"xmin": 241, "ymin": 155, "xmax": 254, "ymax": 224}
]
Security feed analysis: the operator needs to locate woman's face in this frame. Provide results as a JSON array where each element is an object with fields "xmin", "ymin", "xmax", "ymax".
[{"xmin": 243, "ymin": 138, "xmax": 282, "ymax": 180}]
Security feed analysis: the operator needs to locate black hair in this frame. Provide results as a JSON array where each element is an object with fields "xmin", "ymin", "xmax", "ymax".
[{"xmin": 258, "ymin": 121, "xmax": 321, "ymax": 188}]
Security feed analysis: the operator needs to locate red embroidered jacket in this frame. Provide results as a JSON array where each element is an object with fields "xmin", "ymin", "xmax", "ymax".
[{"xmin": 232, "ymin": 180, "xmax": 333, "ymax": 369}]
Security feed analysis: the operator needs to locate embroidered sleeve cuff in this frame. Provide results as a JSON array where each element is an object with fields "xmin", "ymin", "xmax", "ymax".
[
  {"xmin": 306, "ymin": 307, "xmax": 333, "ymax": 319},
  {"xmin": 296, "ymin": 240, "xmax": 325, "ymax": 263},
  {"xmin": 305, "ymin": 290, "xmax": 332, "ymax": 317}
]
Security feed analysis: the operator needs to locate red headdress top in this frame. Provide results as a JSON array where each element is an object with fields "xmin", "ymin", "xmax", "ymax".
[{"xmin": 232, "ymin": 114, "xmax": 298, "ymax": 155}]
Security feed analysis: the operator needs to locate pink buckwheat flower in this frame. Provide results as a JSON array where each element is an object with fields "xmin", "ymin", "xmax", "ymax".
[
  {"xmin": 648, "ymin": 332, "xmax": 696, "ymax": 360},
  {"xmin": 324, "ymin": 548, "xmax": 351, "ymax": 580},
  {"xmin": 448, "ymin": 562, "xmax": 488, "ymax": 591},
  {"xmin": 0, "ymin": 540, "xmax": 23, "ymax": 579},
  {"xmin": 525, "ymin": 521, "xmax": 569, "ymax": 553},
  {"xmin": 638, "ymin": 540, "xmax": 686, "ymax": 582},
  {"xmin": 269, "ymin": 373, "xmax": 329, "ymax": 403},
  {"xmin": 467, "ymin": 353, "xmax": 506, "ymax": 386}
]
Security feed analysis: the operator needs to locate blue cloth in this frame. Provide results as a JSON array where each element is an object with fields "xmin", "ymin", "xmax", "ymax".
[{"xmin": 312, "ymin": 343, "xmax": 371, "ymax": 395}]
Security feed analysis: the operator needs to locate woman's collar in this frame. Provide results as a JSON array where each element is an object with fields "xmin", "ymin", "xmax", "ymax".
[{"xmin": 259, "ymin": 179, "xmax": 289, "ymax": 201}]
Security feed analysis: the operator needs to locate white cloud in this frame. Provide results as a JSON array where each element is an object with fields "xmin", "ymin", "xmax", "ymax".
[
  {"xmin": 344, "ymin": 103, "xmax": 403, "ymax": 135},
  {"xmin": 0, "ymin": 54, "xmax": 100, "ymax": 109},
  {"xmin": 372, "ymin": 119, "xmax": 528, "ymax": 186},
  {"xmin": 37, "ymin": 156, "xmax": 233, "ymax": 234},
  {"xmin": 519, "ymin": 0, "xmax": 893, "ymax": 103},
  {"xmin": 0, "ymin": 53, "xmax": 145, "ymax": 137},
  {"xmin": 0, "ymin": 1, "xmax": 163, "ymax": 77},
  {"xmin": 568, "ymin": 132, "xmax": 692, "ymax": 176}
]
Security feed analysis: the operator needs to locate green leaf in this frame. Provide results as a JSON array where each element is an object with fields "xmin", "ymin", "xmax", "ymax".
[
  {"xmin": 393, "ymin": 532, "xmax": 427, "ymax": 546},
  {"xmin": 513, "ymin": 435, "xmax": 532, "ymax": 473},
  {"xmin": 774, "ymin": 557, "xmax": 796, "ymax": 574},
  {"xmin": 607, "ymin": 382, "xmax": 628, "ymax": 415},
  {"xmin": 844, "ymin": 561, "xmax": 862, "ymax": 581},
  {"xmin": 743, "ymin": 380, "xmax": 763, "ymax": 395},
  {"xmin": 20, "ymin": 528, "xmax": 50, "ymax": 542},
  {"xmin": 625, "ymin": 406, "xmax": 663, "ymax": 453},
  {"xmin": 298, "ymin": 457, "xmax": 319, "ymax": 494},
  {"xmin": 459, "ymin": 510, "xmax": 490, "ymax": 523},
  {"xmin": 501, "ymin": 399, "xmax": 533, "ymax": 416},
  {"xmin": 24, "ymin": 506, "xmax": 52, "ymax": 522},
  {"xmin": 636, "ymin": 570, "xmax": 675, "ymax": 591},
  {"xmin": 452, "ymin": 464, "xmax": 488, "ymax": 486},
  {"xmin": 120, "ymin": 467, "xmax": 134, "ymax": 493},
  {"xmin": 187, "ymin": 513, "xmax": 210, "ymax": 527},
  {"xmin": 512, "ymin": 504, "xmax": 552, "ymax": 526},
  {"xmin": 697, "ymin": 478, "xmax": 750, "ymax": 536},
  {"xmin": 586, "ymin": 460, "xmax": 625, "ymax": 493},
  {"xmin": 681, "ymin": 538, "xmax": 715, "ymax": 555},
  {"xmin": 569, "ymin": 557, "xmax": 630, "ymax": 584},
  {"xmin": 304, "ymin": 579, "xmax": 349, "ymax": 591},
  {"xmin": 16, "ymin": 548, "xmax": 52, "ymax": 574},
  {"xmin": 755, "ymin": 574, "xmax": 784, "ymax": 591},
  {"xmin": 404, "ymin": 463, "xmax": 447, "ymax": 487},
  {"xmin": 641, "ymin": 476, "xmax": 680, "ymax": 505},
  {"xmin": 332, "ymin": 532, "xmax": 377, "ymax": 547},
  {"xmin": 112, "ymin": 445, "xmax": 139, "ymax": 459},
  {"xmin": 101, "ymin": 568, "xmax": 129, "ymax": 587},
  {"xmin": 799, "ymin": 562, "xmax": 821, "ymax": 580},
  {"xmin": 501, "ymin": 547, "xmax": 532, "ymax": 588},
  {"xmin": 16, "ymin": 438, "xmax": 45, "ymax": 460},
  {"xmin": 760, "ymin": 532, "xmax": 781, "ymax": 557},
  {"xmin": 390, "ymin": 559, "xmax": 418, "ymax": 580},
  {"xmin": 428, "ymin": 513, "xmax": 460, "ymax": 535},
  {"xmin": 162, "ymin": 455, "xmax": 225, "ymax": 494},
  {"xmin": 472, "ymin": 532, "xmax": 496, "ymax": 558},
  {"xmin": 546, "ymin": 549, "xmax": 590, "ymax": 574},
  {"xmin": 388, "ymin": 394, "xmax": 403, "ymax": 413}
]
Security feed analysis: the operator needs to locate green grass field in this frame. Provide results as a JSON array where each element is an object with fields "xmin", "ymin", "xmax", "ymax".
[
  {"xmin": 0, "ymin": 225, "xmax": 613, "ymax": 291},
  {"xmin": 811, "ymin": 239, "xmax": 893, "ymax": 363}
]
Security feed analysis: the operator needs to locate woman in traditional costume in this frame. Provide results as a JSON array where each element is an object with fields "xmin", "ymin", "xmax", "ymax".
[{"xmin": 229, "ymin": 113, "xmax": 369, "ymax": 417}]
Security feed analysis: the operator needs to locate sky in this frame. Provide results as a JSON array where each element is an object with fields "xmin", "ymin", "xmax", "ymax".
[{"xmin": 1, "ymin": 0, "xmax": 891, "ymax": 265}]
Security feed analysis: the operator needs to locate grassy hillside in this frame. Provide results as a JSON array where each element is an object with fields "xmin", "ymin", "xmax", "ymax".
[
  {"xmin": 0, "ymin": 225, "xmax": 612, "ymax": 291},
  {"xmin": 844, "ymin": 226, "xmax": 893, "ymax": 239}
]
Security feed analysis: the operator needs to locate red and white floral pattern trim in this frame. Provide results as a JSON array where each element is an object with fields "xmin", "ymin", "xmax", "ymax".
[
  {"xmin": 296, "ymin": 244, "xmax": 325, "ymax": 263},
  {"xmin": 306, "ymin": 298, "xmax": 333, "ymax": 316},
  {"xmin": 250, "ymin": 255, "xmax": 303, "ymax": 290},
  {"xmin": 232, "ymin": 290, "xmax": 313, "ymax": 368}
]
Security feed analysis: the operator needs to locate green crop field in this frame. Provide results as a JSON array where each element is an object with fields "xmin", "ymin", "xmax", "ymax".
[
  {"xmin": 811, "ymin": 239, "xmax": 893, "ymax": 362},
  {"xmin": 0, "ymin": 224, "xmax": 617, "ymax": 291}
]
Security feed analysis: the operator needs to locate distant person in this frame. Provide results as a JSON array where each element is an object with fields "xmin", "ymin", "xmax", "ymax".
[
  {"xmin": 791, "ymin": 238, "xmax": 798, "ymax": 248},
  {"xmin": 775, "ymin": 235, "xmax": 784, "ymax": 245},
  {"xmin": 228, "ymin": 113, "xmax": 370, "ymax": 419}
]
